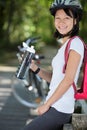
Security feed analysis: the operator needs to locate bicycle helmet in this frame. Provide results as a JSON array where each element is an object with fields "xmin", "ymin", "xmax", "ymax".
[{"xmin": 50, "ymin": 0, "xmax": 82, "ymax": 21}]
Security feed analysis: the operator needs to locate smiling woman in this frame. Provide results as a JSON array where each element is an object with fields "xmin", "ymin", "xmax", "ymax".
[
  {"xmin": 54, "ymin": 9, "xmax": 76, "ymax": 36},
  {"xmin": 22, "ymin": 0, "xmax": 84, "ymax": 130}
]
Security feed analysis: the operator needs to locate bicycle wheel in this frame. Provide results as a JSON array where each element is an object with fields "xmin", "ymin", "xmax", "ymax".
[{"xmin": 11, "ymin": 74, "xmax": 48, "ymax": 108}]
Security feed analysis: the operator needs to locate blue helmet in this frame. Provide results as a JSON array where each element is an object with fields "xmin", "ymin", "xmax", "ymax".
[{"xmin": 50, "ymin": 0, "xmax": 82, "ymax": 20}]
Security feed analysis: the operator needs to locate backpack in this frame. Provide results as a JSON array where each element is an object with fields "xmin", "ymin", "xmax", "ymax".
[{"xmin": 63, "ymin": 36, "xmax": 87, "ymax": 100}]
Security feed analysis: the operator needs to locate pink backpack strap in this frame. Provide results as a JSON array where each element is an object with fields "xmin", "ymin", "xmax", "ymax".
[
  {"xmin": 63, "ymin": 36, "xmax": 81, "ymax": 94},
  {"xmin": 63, "ymin": 36, "xmax": 78, "ymax": 73}
]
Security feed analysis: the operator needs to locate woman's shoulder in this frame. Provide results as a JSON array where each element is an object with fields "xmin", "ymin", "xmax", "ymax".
[
  {"xmin": 70, "ymin": 36, "xmax": 84, "ymax": 55},
  {"xmin": 71, "ymin": 36, "xmax": 84, "ymax": 48}
]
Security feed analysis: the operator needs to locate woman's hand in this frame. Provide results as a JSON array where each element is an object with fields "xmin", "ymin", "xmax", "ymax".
[
  {"xmin": 37, "ymin": 103, "xmax": 50, "ymax": 115},
  {"xmin": 30, "ymin": 60, "xmax": 52, "ymax": 83}
]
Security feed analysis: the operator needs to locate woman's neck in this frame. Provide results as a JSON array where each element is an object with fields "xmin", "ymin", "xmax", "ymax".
[
  {"xmin": 62, "ymin": 36, "xmax": 70, "ymax": 44},
  {"xmin": 57, "ymin": 36, "xmax": 70, "ymax": 46}
]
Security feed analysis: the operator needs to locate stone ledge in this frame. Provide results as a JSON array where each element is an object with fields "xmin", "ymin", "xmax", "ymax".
[
  {"xmin": 63, "ymin": 113, "xmax": 87, "ymax": 130},
  {"xmin": 72, "ymin": 113, "xmax": 87, "ymax": 129}
]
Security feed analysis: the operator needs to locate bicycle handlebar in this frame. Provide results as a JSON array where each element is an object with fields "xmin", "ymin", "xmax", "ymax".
[
  {"xmin": 18, "ymin": 36, "xmax": 41, "ymax": 52},
  {"xmin": 25, "ymin": 36, "xmax": 41, "ymax": 45}
]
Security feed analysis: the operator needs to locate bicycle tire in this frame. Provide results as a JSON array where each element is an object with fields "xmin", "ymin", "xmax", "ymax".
[{"xmin": 11, "ymin": 74, "xmax": 48, "ymax": 108}]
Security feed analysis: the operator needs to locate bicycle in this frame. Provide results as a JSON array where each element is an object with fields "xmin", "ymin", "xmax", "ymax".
[{"xmin": 11, "ymin": 36, "xmax": 49, "ymax": 108}]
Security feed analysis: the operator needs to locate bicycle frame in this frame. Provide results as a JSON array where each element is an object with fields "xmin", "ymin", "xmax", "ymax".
[{"xmin": 11, "ymin": 36, "xmax": 49, "ymax": 108}]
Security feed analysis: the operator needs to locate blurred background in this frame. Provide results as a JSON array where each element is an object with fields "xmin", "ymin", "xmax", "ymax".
[
  {"xmin": 0, "ymin": 0, "xmax": 87, "ymax": 130},
  {"xmin": 0, "ymin": 0, "xmax": 87, "ymax": 64}
]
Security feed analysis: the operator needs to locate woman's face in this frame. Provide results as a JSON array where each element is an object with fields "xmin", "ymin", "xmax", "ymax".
[{"xmin": 54, "ymin": 9, "xmax": 76, "ymax": 35}]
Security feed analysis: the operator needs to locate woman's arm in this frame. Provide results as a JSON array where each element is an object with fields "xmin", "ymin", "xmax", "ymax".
[
  {"xmin": 30, "ymin": 60, "xmax": 52, "ymax": 83},
  {"xmin": 38, "ymin": 50, "xmax": 81, "ymax": 115}
]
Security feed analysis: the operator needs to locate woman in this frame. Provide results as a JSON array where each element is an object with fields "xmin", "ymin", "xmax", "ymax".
[{"xmin": 23, "ymin": 0, "xmax": 84, "ymax": 130}]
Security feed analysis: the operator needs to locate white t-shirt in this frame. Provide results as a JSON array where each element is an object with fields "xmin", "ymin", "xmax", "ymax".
[{"xmin": 46, "ymin": 36, "xmax": 84, "ymax": 114}]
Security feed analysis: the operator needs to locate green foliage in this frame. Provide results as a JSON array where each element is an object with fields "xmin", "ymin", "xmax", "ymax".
[
  {"xmin": 0, "ymin": 0, "xmax": 87, "ymax": 51},
  {"xmin": 0, "ymin": 0, "xmax": 54, "ymax": 49},
  {"xmin": 79, "ymin": 0, "xmax": 87, "ymax": 43}
]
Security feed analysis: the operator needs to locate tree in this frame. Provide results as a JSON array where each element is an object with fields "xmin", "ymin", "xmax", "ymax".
[{"xmin": 0, "ymin": 0, "xmax": 87, "ymax": 50}]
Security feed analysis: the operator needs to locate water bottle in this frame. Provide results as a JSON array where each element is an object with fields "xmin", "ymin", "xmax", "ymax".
[{"xmin": 16, "ymin": 45, "xmax": 35, "ymax": 79}]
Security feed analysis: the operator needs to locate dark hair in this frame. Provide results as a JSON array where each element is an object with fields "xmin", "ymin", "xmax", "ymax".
[{"xmin": 54, "ymin": 8, "xmax": 82, "ymax": 39}]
